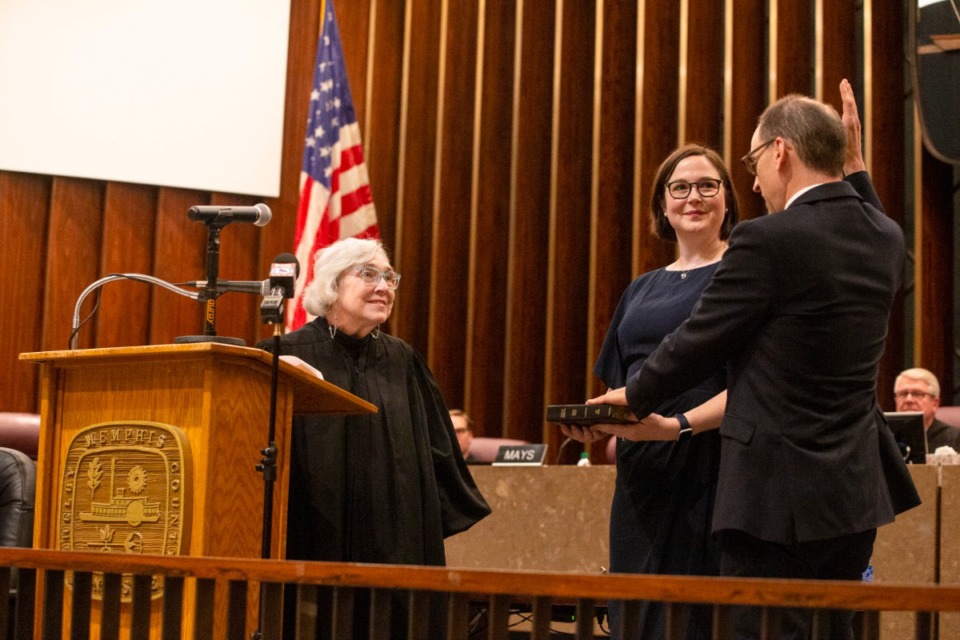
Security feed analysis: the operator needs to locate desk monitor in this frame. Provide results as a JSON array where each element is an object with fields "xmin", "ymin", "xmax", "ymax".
[{"xmin": 884, "ymin": 411, "xmax": 928, "ymax": 464}]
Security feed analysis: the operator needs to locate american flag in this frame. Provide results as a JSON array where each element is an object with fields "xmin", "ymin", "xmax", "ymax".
[{"xmin": 288, "ymin": 0, "xmax": 379, "ymax": 330}]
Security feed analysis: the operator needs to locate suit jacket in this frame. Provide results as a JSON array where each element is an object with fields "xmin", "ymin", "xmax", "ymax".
[
  {"xmin": 626, "ymin": 172, "xmax": 921, "ymax": 544},
  {"xmin": 928, "ymin": 418, "xmax": 960, "ymax": 451}
]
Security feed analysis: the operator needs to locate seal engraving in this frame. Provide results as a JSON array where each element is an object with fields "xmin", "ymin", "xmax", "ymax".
[{"xmin": 59, "ymin": 421, "xmax": 192, "ymax": 600}]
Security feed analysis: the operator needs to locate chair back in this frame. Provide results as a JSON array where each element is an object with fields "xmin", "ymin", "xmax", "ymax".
[
  {"xmin": 0, "ymin": 447, "xmax": 35, "ymax": 548},
  {"xmin": 0, "ymin": 413, "xmax": 40, "ymax": 460},
  {"xmin": 935, "ymin": 406, "xmax": 960, "ymax": 429}
]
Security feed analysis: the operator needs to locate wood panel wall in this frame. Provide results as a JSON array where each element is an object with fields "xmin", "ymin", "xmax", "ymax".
[{"xmin": 2, "ymin": 0, "xmax": 955, "ymax": 458}]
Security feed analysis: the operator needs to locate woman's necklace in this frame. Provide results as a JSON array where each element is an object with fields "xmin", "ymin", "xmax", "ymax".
[{"xmin": 678, "ymin": 243, "xmax": 726, "ymax": 280}]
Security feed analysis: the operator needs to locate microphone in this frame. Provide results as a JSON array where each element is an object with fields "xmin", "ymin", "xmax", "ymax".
[
  {"xmin": 261, "ymin": 253, "xmax": 301, "ymax": 324},
  {"xmin": 186, "ymin": 279, "xmax": 270, "ymax": 295},
  {"xmin": 187, "ymin": 203, "xmax": 272, "ymax": 227},
  {"xmin": 267, "ymin": 252, "xmax": 300, "ymax": 298}
]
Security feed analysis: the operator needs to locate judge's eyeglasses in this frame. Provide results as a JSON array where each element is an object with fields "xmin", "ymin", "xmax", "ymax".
[
  {"xmin": 665, "ymin": 179, "xmax": 722, "ymax": 199},
  {"xmin": 353, "ymin": 266, "xmax": 401, "ymax": 289}
]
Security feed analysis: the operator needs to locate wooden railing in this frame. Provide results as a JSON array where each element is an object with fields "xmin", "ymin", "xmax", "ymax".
[{"xmin": 1, "ymin": 547, "xmax": 959, "ymax": 639}]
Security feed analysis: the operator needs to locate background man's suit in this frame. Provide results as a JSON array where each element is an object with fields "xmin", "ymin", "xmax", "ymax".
[{"xmin": 626, "ymin": 171, "xmax": 920, "ymax": 547}]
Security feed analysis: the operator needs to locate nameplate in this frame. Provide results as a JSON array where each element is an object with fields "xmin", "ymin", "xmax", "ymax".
[{"xmin": 492, "ymin": 444, "xmax": 548, "ymax": 466}]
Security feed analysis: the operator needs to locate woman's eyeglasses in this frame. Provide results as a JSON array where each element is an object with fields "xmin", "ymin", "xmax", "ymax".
[
  {"xmin": 665, "ymin": 179, "xmax": 722, "ymax": 199},
  {"xmin": 353, "ymin": 266, "xmax": 401, "ymax": 289}
]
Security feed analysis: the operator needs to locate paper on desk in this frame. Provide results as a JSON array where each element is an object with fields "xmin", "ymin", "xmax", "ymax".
[{"xmin": 279, "ymin": 355, "xmax": 324, "ymax": 380}]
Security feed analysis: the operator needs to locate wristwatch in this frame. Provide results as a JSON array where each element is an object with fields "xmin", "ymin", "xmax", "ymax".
[{"xmin": 675, "ymin": 413, "xmax": 693, "ymax": 441}]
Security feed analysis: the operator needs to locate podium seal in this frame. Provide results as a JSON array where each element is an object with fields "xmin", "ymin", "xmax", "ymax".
[{"xmin": 58, "ymin": 421, "xmax": 192, "ymax": 600}]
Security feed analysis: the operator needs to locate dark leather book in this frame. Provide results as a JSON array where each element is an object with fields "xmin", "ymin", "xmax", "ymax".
[{"xmin": 545, "ymin": 404, "xmax": 635, "ymax": 425}]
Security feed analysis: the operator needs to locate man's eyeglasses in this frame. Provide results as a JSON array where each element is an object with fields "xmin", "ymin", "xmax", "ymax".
[
  {"xmin": 665, "ymin": 179, "xmax": 722, "ymax": 199},
  {"xmin": 353, "ymin": 266, "xmax": 401, "ymax": 289},
  {"xmin": 894, "ymin": 390, "xmax": 935, "ymax": 400},
  {"xmin": 741, "ymin": 138, "xmax": 776, "ymax": 176}
]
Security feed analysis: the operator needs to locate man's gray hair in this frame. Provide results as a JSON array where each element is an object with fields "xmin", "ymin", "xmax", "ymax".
[
  {"xmin": 757, "ymin": 94, "xmax": 846, "ymax": 177},
  {"xmin": 895, "ymin": 367, "xmax": 941, "ymax": 399},
  {"xmin": 303, "ymin": 238, "xmax": 389, "ymax": 318}
]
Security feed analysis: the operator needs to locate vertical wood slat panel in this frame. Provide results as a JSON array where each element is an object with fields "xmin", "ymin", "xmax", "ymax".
[
  {"xmin": 0, "ymin": 172, "xmax": 51, "ymax": 411},
  {"xmin": 867, "ymin": 0, "xmax": 907, "ymax": 404},
  {"xmin": 148, "ymin": 189, "xmax": 209, "ymax": 344},
  {"xmin": 632, "ymin": 0, "xmax": 681, "ymax": 278},
  {"xmin": 587, "ymin": 0, "xmax": 642, "ymax": 411},
  {"xmin": 96, "ymin": 183, "xmax": 157, "ymax": 349},
  {"xmin": 42, "ymin": 178, "xmax": 105, "ymax": 352},
  {"xmin": 680, "ymin": 0, "xmax": 725, "ymax": 148},
  {"xmin": 357, "ymin": 1, "xmax": 405, "ymax": 257},
  {"xmin": 915, "ymin": 149, "xmax": 954, "ymax": 383},
  {"xmin": 725, "ymin": 0, "xmax": 768, "ymax": 222},
  {"xmin": 337, "ymin": 3, "xmax": 373, "ymax": 132},
  {"xmin": 465, "ymin": 0, "xmax": 515, "ymax": 432},
  {"xmin": 771, "ymin": 0, "xmax": 814, "ymax": 98},
  {"xmin": 502, "ymin": 0, "xmax": 555, "ymax": 443},
  {"xmin": 816, "ymin": 0, "xmax": 857, "ymax": 104},
  {"xmin": 543, "ymin": 0, "xmax": 595, "ymax": 458},
  {"xmin": 427, "ymin": 0, "xmax": 480, "ymax": 399},
  {"xmin": 391, "ymin": 0, "xmax": 443, "ymax": 358}
]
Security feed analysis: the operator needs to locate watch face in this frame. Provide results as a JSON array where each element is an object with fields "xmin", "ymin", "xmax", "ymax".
[{"xmin": 678, "ymin": 427, "xmax": 694, "ymax": 441}]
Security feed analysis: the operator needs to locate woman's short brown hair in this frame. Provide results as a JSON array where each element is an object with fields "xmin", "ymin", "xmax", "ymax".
[{"xmin": 649, "ymin": 144, "xmax": 739, "ymax": 242}]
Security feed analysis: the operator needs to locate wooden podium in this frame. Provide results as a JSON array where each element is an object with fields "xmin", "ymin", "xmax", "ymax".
[{"xmin": 20, "ymin": 343, "xmax": 375, "ymax": 637}]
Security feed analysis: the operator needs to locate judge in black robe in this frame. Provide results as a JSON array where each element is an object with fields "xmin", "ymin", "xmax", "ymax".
[{"xmin": 258, "ymin": 238, "xmax": 490, "ymax": 637}]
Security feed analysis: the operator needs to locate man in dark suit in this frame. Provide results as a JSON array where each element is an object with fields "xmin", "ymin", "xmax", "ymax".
[{"xmin": 589, "ymin": 82, "xmax": 920, "ymax": 638}]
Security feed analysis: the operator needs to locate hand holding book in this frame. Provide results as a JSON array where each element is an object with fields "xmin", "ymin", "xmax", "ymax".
[{"xmin": 545, "ymin": 403, "xmax": 637, "ymax": 425}]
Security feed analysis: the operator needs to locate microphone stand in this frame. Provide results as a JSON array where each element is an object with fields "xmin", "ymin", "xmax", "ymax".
[
  {"xmin": 257, "ymin": 324, "xmax": 282, "ymax": 560},
  {"xmin": 252, "ymin": 297, "xmax": 286, "ymax": 640},
  {"xmin": 175, "ymin": 221, "xmax": 246, "ymax": 346}
]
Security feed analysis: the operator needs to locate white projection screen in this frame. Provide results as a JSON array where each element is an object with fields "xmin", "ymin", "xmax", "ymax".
[{"xmin": 0, "ymin": 0, "xmax": 291, "ymax": 197}]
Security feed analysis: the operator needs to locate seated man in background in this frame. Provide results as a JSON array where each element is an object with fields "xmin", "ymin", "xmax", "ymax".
[
  {"xmin": 894, "ymin": 368, "xmax": 960, "ymax": 450},
  {"xmin": 450, "ymin": 409, "xmax": 475, "ymax": 460}
]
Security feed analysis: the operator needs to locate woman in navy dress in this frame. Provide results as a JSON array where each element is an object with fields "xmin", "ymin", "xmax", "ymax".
[{"xmin": 564, "ymin": 145, "xmax": 739, "ymax": 639}]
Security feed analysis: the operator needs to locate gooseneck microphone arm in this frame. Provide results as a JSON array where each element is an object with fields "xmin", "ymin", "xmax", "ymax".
[{"xmin": 70, "ymin": 274, "xmax": 199, "ymax": 350}]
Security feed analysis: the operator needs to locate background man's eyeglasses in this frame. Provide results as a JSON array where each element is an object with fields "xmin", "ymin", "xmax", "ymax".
[
  {"xmin": 354, "ymin": 266, "xmax": 401, "ymax": 289},
  {"xmin": 665, "ymin": 179, "xmax": 722, "ymax": 199},
  {"xmin": 741, "ymin": 138, "xmax": 775, "ymax": 176},
  {"xmin": 894, "ymin": 390, "xmax": 935, "ymax": 400}
]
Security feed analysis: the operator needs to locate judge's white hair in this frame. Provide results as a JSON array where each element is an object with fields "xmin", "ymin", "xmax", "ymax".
[{"xmin": 303, "ymin": 238, "xmax": 389, "ymax": 318}]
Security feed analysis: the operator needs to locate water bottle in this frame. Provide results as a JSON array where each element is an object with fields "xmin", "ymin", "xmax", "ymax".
[{"xmin": 577, "ymin": 452, "xmax": 592, "ymax": 467}]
